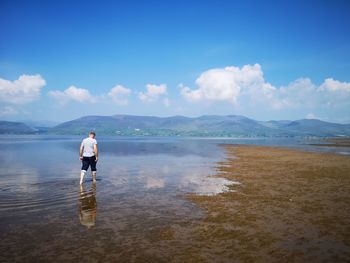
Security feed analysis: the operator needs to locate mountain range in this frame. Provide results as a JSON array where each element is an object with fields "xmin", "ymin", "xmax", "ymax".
[
  {"xmin": 1, "ymin": 114, "xmax": 350, "ymax": 137},
  {"xmin": 0, "ymin": 121, "xmax": 36, "ymax": 134}
]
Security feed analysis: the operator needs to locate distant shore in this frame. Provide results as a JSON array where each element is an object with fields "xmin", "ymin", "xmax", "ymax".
[
  {"xmin": 308, "ymin": 137, "xmax": 350, "ymax": 147},
  {"xmin": 185, "ymin": 144, "xmax": 350, "ymax": 262}
]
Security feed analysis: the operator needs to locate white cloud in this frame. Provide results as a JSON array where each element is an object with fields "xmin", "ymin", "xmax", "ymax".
[
  {"xmin": 180, "ymin": 64, "xmax": 350, "ymax": 113},
  {"xmin": 319, "ymin": 78, "xmax": 350, "ymax": 92},
  {"xmin": 49, "ymin": 86, "xmax": 96, "ymax": 104},
  {"xmin": 275, "ymin": 78, "xmax": 350, "ymax": 109},
  {"xmin": 0, "ymin": 106, "xmax": 17, "ymax": 116},
  {"xmin": 180, "ymin": 83, "xmax": 202, "ymax": 102},
  {"xmin": 181, "ymin": 64, "xmax": 263, "ymax": 103},
  {"xmin": 305, "ymin": 113, "xmax": 317, "ymax": 119},
  {"xmin": 108, "ymin": 85, "xmax": 131, "ymax": 105},
  {"xmin": 269, "ymin": 78, "xmax": 317, "ymax": 109},
  {"xmin": 138, "ymin": 84, "xmax": 167, "ymax": 102},
  {"xmin": 0, "ymin": 74, "xmax": 46, "ymax": 104},
  {"xmin": 163, "ymin": 97, "xmax": 171, "ymax": 107}
]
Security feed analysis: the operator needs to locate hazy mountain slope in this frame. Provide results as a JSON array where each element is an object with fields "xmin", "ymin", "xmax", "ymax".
[
  {"xmin": 194, "ymin": 115, "xmax": 277, "ymax": 135},
  {"xmin": 49, "ymin": 115, "xmax": 350, "ymax": 137},
  {"xmin": 281, "ymin": 119, "xmax": 350, "ymax": 136},
  {"xmin": 22, "ymin": 120, "xmax": 59, "ymax": 128},
  {"xmin": 52, "ymin": 116, "xmax": 122, "ymax": 134},
  {"xmin": 259, "ymin": 120, "xmax": 292, "ymax": 129},
  {"xmin": 3, "ymin": 115, "xmax": 350, "ymax": 137},
  {"xmin": 50, "ymin": 114, "xmax": 280, "ymax": 136},
  {"xmin": 0, "ymin": 121, "xmax": 36, "ymax": 134}
]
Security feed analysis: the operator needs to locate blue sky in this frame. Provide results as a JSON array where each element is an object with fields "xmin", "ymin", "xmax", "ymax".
[{"xmin": 1, "ymin": 0, "xmax": 350, "ymax": 123}]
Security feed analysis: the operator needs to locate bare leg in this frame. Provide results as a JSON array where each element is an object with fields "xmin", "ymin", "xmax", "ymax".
[
  {"xmin": 92, "ymin": 171, "xmax": 97, "ymax": 182},
  {"xmin": 80, "ymin": 170, "xmax": 86, "ymax": 185}
]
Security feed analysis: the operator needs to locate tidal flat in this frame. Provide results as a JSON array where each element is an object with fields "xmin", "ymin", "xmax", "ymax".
[
  {"xmin": 1, "ymin": 136, "xmax": 350, "ymax": 262},
  {"xmin": 185, "ymin": 145, "xmax": 350, "ymax": 262}
]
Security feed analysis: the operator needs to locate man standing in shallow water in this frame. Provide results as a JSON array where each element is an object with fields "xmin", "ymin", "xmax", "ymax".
[{"xmin": 80, "ymin": 131, "xmax": 98, "ymax": 185}]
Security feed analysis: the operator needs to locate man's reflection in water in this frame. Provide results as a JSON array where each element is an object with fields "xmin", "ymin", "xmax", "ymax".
[{"xmin": 79, "ymin": 182, "xmax": 97, "ymax": 229}]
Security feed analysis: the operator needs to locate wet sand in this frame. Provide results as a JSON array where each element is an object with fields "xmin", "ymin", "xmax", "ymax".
[
  {"xmin": 1, "ymin": 139, "xmax": 350, "ymax": 262},
  {"xmin": 185, "ymin": 145, "xmax": 350, "ymax": 262}
]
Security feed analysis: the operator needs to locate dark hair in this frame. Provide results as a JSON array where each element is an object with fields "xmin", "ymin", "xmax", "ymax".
[{"xmin": 89, "ymin": 131, "xmax": 96, "ymax": 136}]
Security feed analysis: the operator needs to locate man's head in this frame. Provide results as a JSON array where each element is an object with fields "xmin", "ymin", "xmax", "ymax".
[{"xmin": 89, "ymin": 131, "xmax": 96, "ymax": 138}]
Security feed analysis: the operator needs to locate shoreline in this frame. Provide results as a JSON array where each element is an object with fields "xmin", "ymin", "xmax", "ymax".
[
  {"xmin": 308, "ymin": 137, "xmax": 350, "ymax": 147},
  {"xmin": 184, "ymin": 144, "xmax": 350, "ymax": 262}
]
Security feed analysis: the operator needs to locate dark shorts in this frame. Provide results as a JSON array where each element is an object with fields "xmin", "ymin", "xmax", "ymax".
[{"xmin": 81, "ymin": 156, "xmax": 97, "ymax": 172}]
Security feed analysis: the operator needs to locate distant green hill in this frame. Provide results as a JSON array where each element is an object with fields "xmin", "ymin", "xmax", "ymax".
[
  {"xmin": 49, "ymin": 115, "xmax": 276, "ymax": 136},
  {"xmin": 21, "ymin": 119, "xmax": 59, "ymax": 128},
  {"xmin": 2, "ymin": 115, "xmax": 350, "ymax": 137},
  {"xmin": 0, "ymin": 121, "xmax": 36, "ymax": 134},
  {"xmin": 282, "ymin": 119, "xmax": 350, "ymax": 136},
  {"xmin": 48, "ymin": 115, "xmax": 350, "ymax": 137}
]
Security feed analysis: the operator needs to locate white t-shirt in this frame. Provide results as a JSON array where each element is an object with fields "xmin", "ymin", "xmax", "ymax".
[{"xmin": 81, "ymin": 137, "xmax": 97, "ymax": 157}]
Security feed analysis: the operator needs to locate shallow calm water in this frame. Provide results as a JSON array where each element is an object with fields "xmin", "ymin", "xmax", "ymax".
[{"xmin": 0, "ymin": 136, "xmax": 348, "ymax": 262}]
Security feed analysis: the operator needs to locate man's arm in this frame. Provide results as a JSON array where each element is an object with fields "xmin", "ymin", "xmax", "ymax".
[
  {"xmin": 80, "ymin": 142, "xmax": 84, "ymax": 160},
  {"xmin": 94, "ymin": 144, "xmax": 98, "ymax": 161}
]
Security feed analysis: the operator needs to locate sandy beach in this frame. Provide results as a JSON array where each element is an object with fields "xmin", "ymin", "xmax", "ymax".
[{"xmin": 184, "ymin": 144, "xmax": 350, "ymax": 262}]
